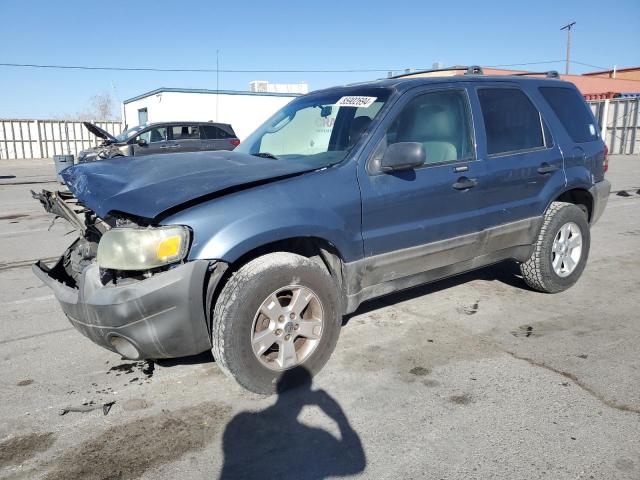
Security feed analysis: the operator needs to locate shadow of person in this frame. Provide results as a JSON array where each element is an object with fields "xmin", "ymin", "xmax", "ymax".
[{"xmin": 219, "ymin": 367, "xmax": 366, "ymax": 480}]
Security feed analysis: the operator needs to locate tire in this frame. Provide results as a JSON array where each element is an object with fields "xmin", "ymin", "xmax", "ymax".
[
  {"xmin": 211, "ymin": 252, "xmax": 341, "ymax": 394},
  {"xmin": 520, "ymin": 201, "xmax": 590, "ymax": 293}
]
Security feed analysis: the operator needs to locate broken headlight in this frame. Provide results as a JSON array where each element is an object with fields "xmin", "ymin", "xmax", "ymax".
[{"xmin": 97, "ymin": 226, "xmax": 190, "ymax": 271}]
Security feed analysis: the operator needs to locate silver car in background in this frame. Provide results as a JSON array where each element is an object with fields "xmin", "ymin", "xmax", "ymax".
[{"xmin": 78, "ymin": 121, "xmax": 240, "ymax": 163}]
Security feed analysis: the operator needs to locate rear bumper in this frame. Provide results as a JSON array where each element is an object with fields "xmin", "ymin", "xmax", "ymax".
[
  {"xmin": 33, "ymin": 257, "xmax": 214, "ymax": 359},
  {"xmin": 590, "ymin": 179, "xmax": 611, "ymax": 225}
]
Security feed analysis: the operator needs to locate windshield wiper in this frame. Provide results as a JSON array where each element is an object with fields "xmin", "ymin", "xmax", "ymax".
[{"xmin": 252, "ymin": 152, "xmax": 279, "ymax": 160}]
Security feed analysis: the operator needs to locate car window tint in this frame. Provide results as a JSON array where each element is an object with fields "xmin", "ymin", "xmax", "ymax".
[
  {"xmin": 539, "ymin": 87, "xmax": 599, "ymax": 143},
  {"xmin": 138, "ymin": 127, "xmax": 167, "ymax": 143},
  {"xmin": 477, "ymin": 88, "xmax": 544, "ymax": 155},
  {"xmin": 387, "ymin": 89, "xmax": 473, "ymax": 164},
  {"xmin": 201, "ymin": 125, "xmax": 232, "ymax": 139},
  {"xmin": 170, "ymin": 125, "xmax": 200, "ymax": 140}
]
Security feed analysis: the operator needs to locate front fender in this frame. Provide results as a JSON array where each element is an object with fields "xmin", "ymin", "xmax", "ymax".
[{"xmin": 162, "ymin": 165, "xmax": 363, "ymax": 263}]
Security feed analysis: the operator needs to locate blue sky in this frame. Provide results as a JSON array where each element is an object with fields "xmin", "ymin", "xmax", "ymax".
[{"xmin": 1, "ymin": 0, "xmax": 638, "ymax": 119}]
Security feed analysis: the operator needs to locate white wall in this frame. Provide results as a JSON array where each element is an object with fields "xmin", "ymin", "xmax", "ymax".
[{"xmin": 123, "ymin": 91, "xmax": 297, "ymax": 140}]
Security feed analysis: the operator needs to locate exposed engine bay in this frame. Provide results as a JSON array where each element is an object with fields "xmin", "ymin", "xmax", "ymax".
[{"xmin": 31, "ymin": 189, "xmax": 141, "ymax": 287}]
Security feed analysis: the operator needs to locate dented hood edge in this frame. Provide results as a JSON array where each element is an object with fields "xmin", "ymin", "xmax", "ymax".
[{"xmin": 60, "ymin": 151, "xmax": 320, "ymax": 222}]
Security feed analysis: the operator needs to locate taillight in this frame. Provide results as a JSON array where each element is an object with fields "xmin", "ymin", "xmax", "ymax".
[
  {"xmin": 229, "ymin": 139, "xmax": 240, "ymax": 147},
  {"xmin": 603, "ymin": 144, "xmax": 609, "ymax": 173}
]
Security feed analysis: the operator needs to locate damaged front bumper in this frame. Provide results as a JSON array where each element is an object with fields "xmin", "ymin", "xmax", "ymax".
[{"xmin": 33, "ymin": 254, "xmax": 214, "ymax": 360}]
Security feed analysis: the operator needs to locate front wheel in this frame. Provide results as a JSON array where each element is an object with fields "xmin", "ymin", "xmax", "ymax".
[
  {"xmin": 211, "ymin": 252, "xmax": 341, "ymax": 394},
  {"xmin": 520, "ymin": 201, "xmax": 590, "ymax": 293}
]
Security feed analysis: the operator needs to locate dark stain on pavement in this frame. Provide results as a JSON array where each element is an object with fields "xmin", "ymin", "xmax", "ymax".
[
  {"xmin": 17, "ymin": 379, "xmax": 34, "ymax": 386},
  {"xmin": 511, "ymin": 325, "xmax": 535, "ymax": 337},
  {"xmin": 44, "ymin": 401, "xmax": 232, "ymax": 480},
  {"xmin": 0, "ymin": 213, "xmax": 27, "ymax": 221},
  {"xmin": 449, "ymin": 394, "xmax": 473, "ymax": 405},
  {"xmin": 107, "ymin": 361, "xmax": 154, "ymax": 379},
  {"xmin": 409, "ymin": 366, "xmax": 430, "ymax": 376},
  {"xmin": 459, "ymin": 300, "xmax": 480, "ymax": 315},
  {"xmin": 0, "ymin": 432, "xmax": 56, "ymax": 468},
  {"xmin": 506, "ymin": 350, "xmax": 640, "ymax": 415}
]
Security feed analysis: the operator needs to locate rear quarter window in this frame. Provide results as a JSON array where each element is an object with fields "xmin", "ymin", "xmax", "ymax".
[
  {"xmin": 201, "ymin": 125, "xmax": 234, "ymax": 139},
  {"xmin": 539, "ymin": 87, "xmax": 599, "ymax": 143}
]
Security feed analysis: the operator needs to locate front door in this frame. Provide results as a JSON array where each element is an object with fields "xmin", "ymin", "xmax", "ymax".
[
  {"xmin": 357, "ymin": 85, "xmax": 488, "ymax": 288},
  {"xmin": 131, "ymin": 125, "xmax": 169, "ymax": 156}
]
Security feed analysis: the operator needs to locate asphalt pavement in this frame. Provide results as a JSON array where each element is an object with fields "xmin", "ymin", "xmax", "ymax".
[{"xmin": 0, "ymin": 155, "xmax": 639, "ymax": 479}]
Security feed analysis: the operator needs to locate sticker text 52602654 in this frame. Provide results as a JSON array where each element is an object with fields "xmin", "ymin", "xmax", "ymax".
[{"xmin": 335, "ymin": 96, "xmax": 377, "ymax": 108}]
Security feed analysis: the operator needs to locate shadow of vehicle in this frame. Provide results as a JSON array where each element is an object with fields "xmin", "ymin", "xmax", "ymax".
[{"xmin": 219, "ymin": 367, "xmax": 366, "ymax": 480}]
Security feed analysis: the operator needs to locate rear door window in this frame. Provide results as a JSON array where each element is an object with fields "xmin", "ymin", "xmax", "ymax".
[
  {"xmin": 477, "ymin": 88, "xmax": 545, "ymax": 155},
  {"xmin": 539, "ymin": 87, "xmax": 599, "ymax": 143},
  {"xmin": 170, "ymin": 125, "xmax": 200, "ymax": 140}
]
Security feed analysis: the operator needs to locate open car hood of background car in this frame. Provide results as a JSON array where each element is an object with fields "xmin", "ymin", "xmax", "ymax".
[
  {"xmin": 83, "ymin": 122, "xmax": 118, "ymax": 143},
  {"xmin": 60, "ymin": 151, "xmax": 317, "ymax": 221}
]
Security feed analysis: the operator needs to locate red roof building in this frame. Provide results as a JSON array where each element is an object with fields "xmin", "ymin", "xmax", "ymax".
[{"xmin": 401, "ymin": 66, "xmax": 640, "ymax": 99}]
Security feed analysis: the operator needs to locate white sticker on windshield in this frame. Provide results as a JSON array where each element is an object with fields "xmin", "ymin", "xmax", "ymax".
[
  {"xmin": 589, "ymin": 124, "xmax": 596, "ymax": 136},
  {"xmin": 335, "ymin": 96, "xmax": 377, "ymax": 108}
]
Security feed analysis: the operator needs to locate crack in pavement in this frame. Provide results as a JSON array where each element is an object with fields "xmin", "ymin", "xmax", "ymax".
[{"xmin": 505, "ymin": 350, "xmax": 640, "ymax": 415}]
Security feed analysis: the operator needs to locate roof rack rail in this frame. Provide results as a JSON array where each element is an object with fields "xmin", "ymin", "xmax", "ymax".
[
  {"xmin": 514, "ymin": 70, "xmax": 560, "ymax": 79},
  {"xmin": 390, "ymin": 65, "xmax": 484, "ymax": 79}
]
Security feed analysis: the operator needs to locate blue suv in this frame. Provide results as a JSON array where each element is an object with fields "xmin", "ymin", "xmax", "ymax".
[{"xmin": 34, "ymin": 67, "xmax": 610, "ymax": 393}]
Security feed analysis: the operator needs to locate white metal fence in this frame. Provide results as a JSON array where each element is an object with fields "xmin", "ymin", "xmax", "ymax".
[
  {"xmin": 0, "ymin": 119, "xmax": 123, "ymax": 160},
  {"xmin": 588, "ymin": 97, "xmax": 639, "ymax": 155},
  {"xmin": 1, "ymin": 100, "xmax": 638, "ymax": 160}
]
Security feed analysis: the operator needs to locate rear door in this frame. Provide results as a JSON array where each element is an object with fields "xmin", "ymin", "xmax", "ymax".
[
  {"xmin": 471, "ymin": 83, "xmax": 565, "ymax": 228},
  {"xmin": 167, "ymin": 124, "xmax": 202, "ymax": 152},
  {"xmin": 200, "ymin": 124, "xmax": 239, "ymax": 151},
  {"xmin": 357, "ymin": 84, "xmax": 489, "ymax": 287}
]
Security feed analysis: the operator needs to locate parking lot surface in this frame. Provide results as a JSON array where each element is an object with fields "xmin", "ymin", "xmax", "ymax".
[{"xmin": 1, "ymin": 156, "xmax": 639, "ymax": 479}]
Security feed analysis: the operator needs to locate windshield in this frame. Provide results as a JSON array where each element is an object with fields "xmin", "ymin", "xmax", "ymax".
[
  {"xmin": 115, "ymin": 125, "xmax": 146, "ymax": 142},
  {"xmin": 236, "ymin": 88, "xmax": 392, "ymax": 167}
]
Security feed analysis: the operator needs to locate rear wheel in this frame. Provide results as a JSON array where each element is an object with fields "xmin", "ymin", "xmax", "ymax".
[
  {"xmin": 211, "ymin": 252, "xmax": 341, "ymax": 394},
  {"xmin": 520, "ymin": 201, "xmax": 590, "ymax": 293}
]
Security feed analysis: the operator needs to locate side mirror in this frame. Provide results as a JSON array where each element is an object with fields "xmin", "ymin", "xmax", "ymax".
[
  {"xmin": 137, "ymin": 138, "xmax": 148, "ymax": 147},
  {"xmin": 380, "ymin": 142, "xmax": 426, "ymax": 172}
]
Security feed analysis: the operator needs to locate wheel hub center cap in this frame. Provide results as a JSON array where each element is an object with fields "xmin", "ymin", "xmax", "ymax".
[{"xmin": 283, "ymin": 321, "xmax": 293, "ymax": 335}]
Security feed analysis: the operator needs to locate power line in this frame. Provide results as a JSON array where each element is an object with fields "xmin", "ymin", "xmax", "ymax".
[
  {"xmin": 485, "ymin": 60, "xmax": 565, "ymax": 67},
  {"xmin": 571, "ymin": 60, "xmax": 610, "ymax": 71},
  {"xmin": 0, "ymin": 62, "xmax": 398, "ymax": 73},
  {"xmin": 0, "ymin": 59, "xmax": 611, "ymax": 74}
]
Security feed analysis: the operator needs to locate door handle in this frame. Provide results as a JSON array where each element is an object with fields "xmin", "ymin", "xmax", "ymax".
[
  {"xmin": 452, "ymin": 177, "xmax": 477, "ymax": 190},
  {"xmin": 160, "ymin": 145, "xmax": 169, "ymax": 149},
  {"xmin": 537, "ymin": 163, "xmax": 559, "ymax": 174}
]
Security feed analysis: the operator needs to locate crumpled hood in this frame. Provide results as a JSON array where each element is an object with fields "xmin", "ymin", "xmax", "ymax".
[
  {"xmin": 83, "ymin": 122, "xmax": 117, "ymax": 143},
  {"xmin": 61, "ymin": 150, "xmax": 316, "ymax": 220}
]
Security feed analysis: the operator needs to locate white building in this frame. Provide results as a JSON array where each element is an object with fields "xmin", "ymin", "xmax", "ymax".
[
  {"xmin": 249, "ymin": 80, "xmax": 309, "ymax": 94},
  {"xmin": 122, "ymin": 87, "xmax": 301, "ymax": 140}
]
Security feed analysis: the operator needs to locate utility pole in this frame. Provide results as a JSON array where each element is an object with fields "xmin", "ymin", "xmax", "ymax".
[
  {"xmin": 561, "ymin": 21, "xmax": 576, "ymax": 75},
  {"xmin": 216, "ymin": 49, "xmax": 220, "ymax": 121}
]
